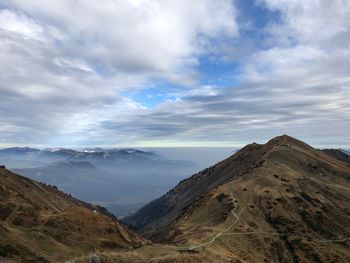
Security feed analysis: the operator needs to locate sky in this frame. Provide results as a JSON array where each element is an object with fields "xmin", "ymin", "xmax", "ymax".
[{"xmin": 0, "ymin": 0, "xmax": 349, "ymax": 148}]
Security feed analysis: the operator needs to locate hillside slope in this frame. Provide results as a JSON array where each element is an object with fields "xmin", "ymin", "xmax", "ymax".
[
  {"xmin": 126, "ymin": 135, "xmax": 350, "ymax": 262},
  {"xmin": 0, "ymin": 166, "xmax": 146, "ymax": 262},
  {"xmin": 322, "ymin": 149, "xmax": 350, "ymax": 164}
]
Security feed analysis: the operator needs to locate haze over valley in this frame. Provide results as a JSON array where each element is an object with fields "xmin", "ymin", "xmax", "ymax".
[
  {"xmin": 1, "ymin": 0, "xmax": 349, "ymax": 262},
  {"xmin": 0, "ymin": 147, "xmax": 234, "ymax": 218},
  {"xmin": 1, "ymin": 136, "xmax": 350, "ymax": 262},
  {"xmin": 0, "ymin": 147, "xmax": 198, "ymax": 217}
]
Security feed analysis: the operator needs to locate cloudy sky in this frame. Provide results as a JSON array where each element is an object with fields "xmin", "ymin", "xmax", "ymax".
[{"xmin": 0, "ymin": 0, "xmax": 349, "ymax": 148}]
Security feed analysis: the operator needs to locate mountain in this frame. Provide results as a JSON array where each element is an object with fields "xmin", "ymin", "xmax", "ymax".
[
  {"xmin": 0, "ymin": 147, "xmax": 40, "ymax": 156},
  {"xmin": 13, "ymin": 161, "xmax": 98, "ymax": 180},
  {"xmin": 0, "ymin": 147, "xmax": 166, "ymax": 167},
  {"xmin": 12, "ymin": 161, "xmax": 100, "ymax": 189},
  {"xmin": 0, "ymin": 146, "xmax": 197, "ymax": 174},
  {"xmin": 12, "ymin": 160, "xmax": 196, "ymax": 218},
  {"xmin": 2, "ymin": 147, "xmax": 199, "ymax": 218},
  {"xmin": 0, "ymin": 147, "xmax": 44, "ymax": 168},
  {"xmin": 0, "ymin": 166, "xmax": 146, "ymax": 262},
  {"xmin": 322, "ymin": 149, "xmax": 350, "ymax": 164},
  {"xmin": 48, "ymin": 160, "xmax": 97, "ymax": 169},
  {"xmin": 1, "ymin": 147, "xmax": 199, "ymax": 218},
  {"xmin": 126, "ymin": 135, "xmax": 350, "ymax": 262}
]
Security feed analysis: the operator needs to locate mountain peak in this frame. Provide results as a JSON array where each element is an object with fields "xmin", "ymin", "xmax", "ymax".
[
  {"xmin": 267, "ymin": 134, "xmax": 297, "ymax": 145},
  {"xmin": 265, "ymin": 134, "xmax": 313, "ymax": 150},
  {"xmin": 126, "ymin": 135, "xmax": 350, "ymax": 262}
]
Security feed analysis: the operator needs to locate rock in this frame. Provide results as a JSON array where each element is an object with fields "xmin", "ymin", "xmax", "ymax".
[{"xmin": 90, "ymin": 254, "xmax": 101, "ymax": 263}]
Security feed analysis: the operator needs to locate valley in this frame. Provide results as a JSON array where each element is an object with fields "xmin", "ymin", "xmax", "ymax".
[
  {"xmin": 1, "ymin": 135, "xmax": 350, "ymax": 262},
  {"xmin": 2, "ymin": 1, "xmax": 349, "ymax": 262},
  {"xmin": 0, "ymin": 147, "xmax": 200, "ymax": 218}
]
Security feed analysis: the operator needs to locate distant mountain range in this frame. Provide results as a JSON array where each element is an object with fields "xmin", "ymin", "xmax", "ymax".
[
  {"xmin": 12, "ymin": 161, "xmax": 100, "ymax": 186},
  {"xmin": 126, "ymin": 135, "xmax": 350, "ymax": 262},
  {"xmin": 0, "ymin": 147, "xmax": 181, "ymax": 167},
  {"xmin": 1, "ymin": 136, "xmax": 350, "ymax": 262},
  {"xmin": 47, "ymin": 160, "xmax": 97, "ymax": 169},
  {"xmin": 1, "ymin": 147, "xmax": 199, "ymax": 218},
  {"xmin": 0, "ymin": 146, "xmax": 197, "ymax": 173}
]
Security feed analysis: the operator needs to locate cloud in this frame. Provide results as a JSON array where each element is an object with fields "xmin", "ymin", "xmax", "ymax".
[
  {"xmin": 0, "ymin": 1, "xmax": 238, "ymax": 146},
  {"xmin": 2, "ymin": 0, "xmax": 238, "ymax": 76},
  {"xmin": 260, "ymin": 0, "xmax": 350, "ymax": 45},
  {"xmin": 94, "ymin": 0, "xmax": 350, "ymax": 147},
  {"xmin": 0, "ymin": 1, "xmax": 349, "ymax": 147}
]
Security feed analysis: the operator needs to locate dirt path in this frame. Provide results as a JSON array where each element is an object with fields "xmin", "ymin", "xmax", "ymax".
[
  {"xmin": 186, "ymin": 182, "xmax": 242, "ymax": 250},
  {"xmin": 183, "ymin": 182, "xmax": 350, "ymax": 251},
  {"xmin": 5, "ymin": 204, "xmax": 20, "ymax": 225}
]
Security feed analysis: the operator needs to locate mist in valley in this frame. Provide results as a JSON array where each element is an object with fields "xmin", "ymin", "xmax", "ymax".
[{"xmin": 0, "ymin": 147, "xmax": 234, "ymax": 218}]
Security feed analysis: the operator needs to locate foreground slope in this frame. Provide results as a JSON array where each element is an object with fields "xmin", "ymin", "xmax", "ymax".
[
  {"xmin": 0, "ymin": 166, "xmax": 146, "ymax": 262},
  {"xmin": 126, "ymin": 135, "xmax": 350, "ymax": 262}
]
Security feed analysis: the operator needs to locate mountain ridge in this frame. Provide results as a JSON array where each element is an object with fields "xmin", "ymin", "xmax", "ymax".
[
  {"xmin": 125, "ymin": 135, "xmax": 350, "ymax": 262},
  {"xmin": 125, "ymin": 135, "xmax": 306, "ymax": 233},
  {"xmin": 0, "ymin": 166, "xmax": 147, "ymax": 262},
  {"xmin": 322, "ymin": 148, "xmax": 350, "ymax": 164}
]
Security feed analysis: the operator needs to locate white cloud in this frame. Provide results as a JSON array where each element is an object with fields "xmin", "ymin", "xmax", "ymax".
[
  {"xmin": 2, "ymin": 0, "xmax": 238, "ymax": 77},
  {"xmin": 0, "ymin": 1, "xmax": 349, "ymax": 147},
  {"xmin": 0, "ymin": 9, "xmax": 43, "ymax": 40},
  {"xmin": 261, "ymin": 0, "xmax": 350, "ymax": 46},
  {"xmin": 93, "ymin": 0, "xmax": 350, "ymax": 147},
  {"xmin": 0, "ymin": 1, "xmax": 238, "ymax": 146}
]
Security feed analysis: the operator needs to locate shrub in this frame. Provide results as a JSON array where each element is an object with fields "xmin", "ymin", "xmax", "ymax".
[{"xmin": 216, "ymin": 193, "xmax": 229, "ymax": 202}]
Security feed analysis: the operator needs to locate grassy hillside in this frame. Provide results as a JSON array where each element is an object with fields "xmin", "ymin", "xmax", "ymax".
[
  {"xmin": 0, "ymin": 166, "xmax": 146, "ymax": 262},
  {"xmin": 126, "ymin": 135, "xmax": 350, "ymax": 262},
  {"xmin": 2, "ymin": 135, "xmax": 350, "ymax": 262}
]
